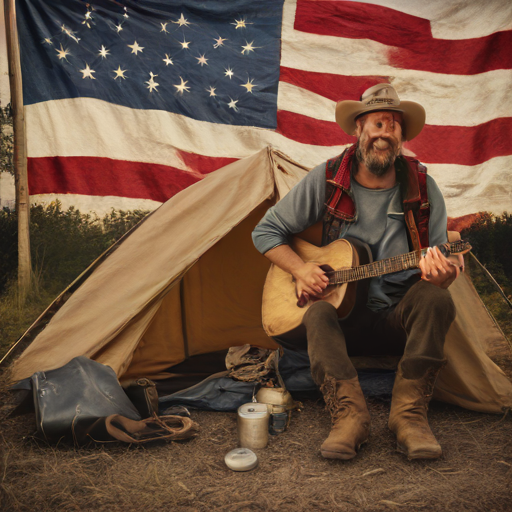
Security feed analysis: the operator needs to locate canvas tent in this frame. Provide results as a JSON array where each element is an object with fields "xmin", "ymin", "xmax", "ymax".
[{"xmin": 8, "ymin": 148, "xmax": 512, "ymax": 414}]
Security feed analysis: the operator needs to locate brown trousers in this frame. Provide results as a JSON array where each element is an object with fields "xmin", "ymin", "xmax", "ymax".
[{"xmin": 298, "ymin": 280, "xmax": 456, "ymax": 384}]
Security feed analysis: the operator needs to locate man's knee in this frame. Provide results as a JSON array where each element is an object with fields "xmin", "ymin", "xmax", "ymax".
[
  {"xmin": 412, "ymin": 281, "xmax": 456, "ymax": 323},
  {"xmin": 303, "ymin": 301, "xmax": 338, "ymax": 328}
]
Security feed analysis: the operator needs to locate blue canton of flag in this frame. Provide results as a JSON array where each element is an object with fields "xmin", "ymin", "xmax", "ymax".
[{"xmin": 18, "ymin": 0, "xmax": 283, "ymax": 129}]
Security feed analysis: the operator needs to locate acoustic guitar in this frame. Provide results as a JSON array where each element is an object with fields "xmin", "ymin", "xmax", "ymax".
[{"xmin": 262, "ymin": 237, "xmax": 471, "ymax": 339}]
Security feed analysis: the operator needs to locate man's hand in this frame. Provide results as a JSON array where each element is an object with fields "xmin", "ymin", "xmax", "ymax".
[
  {"xmin": 263, "ymin": 244, "xmax": 329, "ymax": 300},
  {"xmin": 293, "ymin": 262, "xmax": 329, "ymax": 299},
  {"xmin": 419, "ymin": 247, "xmax": 460, "ymax": 289}
]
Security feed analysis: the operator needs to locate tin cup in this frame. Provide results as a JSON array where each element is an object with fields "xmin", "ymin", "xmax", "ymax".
[{"xmin": 269, "ymin": 404, "xmax": 289, "ymax": 435}]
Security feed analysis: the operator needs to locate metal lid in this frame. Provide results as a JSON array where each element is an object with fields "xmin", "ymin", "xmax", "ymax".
[
  {"xmin": 238, "ymin": 402, "xmax": 268, "ymax": 419},
  {"xmin": 224, "ymin": 448, "xmax": 258, "ymax": 472}
]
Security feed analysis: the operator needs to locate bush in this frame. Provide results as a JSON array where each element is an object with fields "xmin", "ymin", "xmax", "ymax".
[
  {"xmin": 0, "ymin": 105, "xmax": 14, "ymax": 176},
  {"xmin": 461, "ymin": 212, "xmax": 512, "ymax": 297},
  {"xmin": 0, "ymin": 208, "xmax": 18, "ymax": 293},
  {"xmin": 0, "ymin": 202, "xmax": 149, "ymax": 297}
]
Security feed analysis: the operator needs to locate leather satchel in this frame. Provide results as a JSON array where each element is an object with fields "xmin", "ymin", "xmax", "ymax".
[{"xmin": 123, "ymin": 378, "xmax": 160, "ymax": 418}]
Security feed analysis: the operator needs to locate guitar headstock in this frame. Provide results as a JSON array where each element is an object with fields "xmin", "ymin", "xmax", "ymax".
[{"xmin": 438, "ymin": 240, "xmax": 472, "ymax": 257}]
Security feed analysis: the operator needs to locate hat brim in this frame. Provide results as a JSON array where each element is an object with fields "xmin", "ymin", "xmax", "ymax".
[{"xmin": 335, "ymin": 99, "xmax": 426, "ymax": 141}]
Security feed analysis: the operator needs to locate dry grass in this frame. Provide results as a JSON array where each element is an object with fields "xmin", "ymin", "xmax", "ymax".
[
  {"xmin": 1, "ymin": 262, "xmax": 511, "ymax": 511},
  {"xmin": 1, "ymin": 382, "xmax": 512, "ymax": 512}
]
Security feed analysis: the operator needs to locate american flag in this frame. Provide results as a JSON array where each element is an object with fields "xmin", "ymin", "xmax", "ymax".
[{"xmin": 18, "ymin": 0, "xmax": 512, "ymax": 223}]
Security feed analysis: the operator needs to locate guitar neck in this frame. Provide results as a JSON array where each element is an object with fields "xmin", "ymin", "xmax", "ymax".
[{"xmin": 328, "ymin": 240, "xmax": 468, "ymax": 285}]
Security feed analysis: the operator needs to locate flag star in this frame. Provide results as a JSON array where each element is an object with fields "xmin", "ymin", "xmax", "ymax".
[
  {"xmin": 43, "ymin": 38, "xmax": 53, "ymax": 45},
  {"xmin": 180, "ymin": 39, "xmax": 191, "ymax": 49},
  {"xmin": 113, "ymin": 66, "xmax": 127, "ymax": 79},
  {"xmin": 146, "ymin": 72, "xmax": 159, "ymax": 92},
  {"xmin": 98, "ymin": 45, "xmax": 110, "ymax": 59},
  {"xmin": 123, "ymin": 7, "xmax": 129, "ymax": 18},
  {"xmin": 161, "ymin": 23, "xmax": 169, "ymax": 33},
  {"xmin": 55, "ymin": 44, "xmax": 70, "ymax": 60},
  {"xmin": 224, "ymin": 67, "xmax": 234, "ymax": 79},
  {"xmin": 82, "ymin": 11, "xmax": 93, "ymax": 28},
  {"xmin": 115, "ymin": 24, "xmax": 123, "ymax": 33},
  {"xmin": 173, "ymin": 13, "xmax": 190, "ymax": 27},
  {"xmin": 241, "ymin": 79, "xmax": 256, "ymax": 93},
  {"xmin": 196, "ymin": 54, "xmax": 208, "ymax": 66},
  {"xmin": 174, "ymin": 76, "xmax": 190, "ymax": 94},
  {"xmin": 213, "ymin": 36, "xmax": 227, "ymax": 48},
  {"xmin": 128, "ymin": 41, "xmax": 144, "ymax": 55},
  {"xmin": 241, "ymin": 41, "xmax": 259, "ymax": 55},
  {"xmin": 61, "ymin": 24, "xmax": 80, "ymax": 43},
  {"xmin": 227, "ymin": 98, "xmax": 239, "ymax": 111},
  {"xmin": 232, "ymin": 18, "xmax": 251, "ymax": 29},
  {"xmin": 206, "ymin": 86, "xmax": 216, "ymax": 97},
  {"xmin": 163, "ymin": 54, "xmax": 173, "ymax": 66},
  {"xmin": 79, "ymin": 63, "xmax": 96, "ymax": 79}
]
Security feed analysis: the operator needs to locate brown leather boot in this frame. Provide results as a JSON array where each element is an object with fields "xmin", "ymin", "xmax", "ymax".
[
  {"xmin": 319, "ymin": 375, "xmax": 371, "ymax": 459},
  {"xmin": 388, "ymin": 364, "xmax": 444, "ymax": 460}
]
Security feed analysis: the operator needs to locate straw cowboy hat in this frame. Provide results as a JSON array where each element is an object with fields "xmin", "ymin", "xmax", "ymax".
[{"xmin": 335, "ymin": 83, "xmax": 426, "ymax": 141}]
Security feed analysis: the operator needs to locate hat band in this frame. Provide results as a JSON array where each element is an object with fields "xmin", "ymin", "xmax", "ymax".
[{"xmin": 364, "ymin": 97, "xmax": 399, "ymax": 107}]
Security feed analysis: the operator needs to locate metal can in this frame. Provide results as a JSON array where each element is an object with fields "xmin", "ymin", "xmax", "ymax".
[{"xmin": 269, "ymin": 404, "xmax": 288, "ymax": 435}]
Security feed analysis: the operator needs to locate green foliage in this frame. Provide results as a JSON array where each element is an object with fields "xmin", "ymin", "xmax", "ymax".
[
  {"xmin": 0, "ymin": 105, "xmax": 14, "ymax": 175},
  {"xmin": 30, "ymin": 203, "xmax": 106, "ymax": 294},
  {"xmin": 0, "ymin": 202, "xmax": 149, "ymax": 296},
  {"xmin": 0, "ymin": 208, "xmax": 18, "ymax": 293},
  {"xmin": 461, "ymin": 212, "xmax": 512, "ymax": 297}
]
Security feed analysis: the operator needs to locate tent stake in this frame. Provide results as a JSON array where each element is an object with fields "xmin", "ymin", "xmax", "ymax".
[{"xmin": 4, "ymin": 0, "xmax": 32, "ymax": 305}]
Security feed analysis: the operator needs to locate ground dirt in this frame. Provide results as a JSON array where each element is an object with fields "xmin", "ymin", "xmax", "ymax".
[{"xmin": 1, "ymin": 370, "xmax": 512, "ymax": 512}]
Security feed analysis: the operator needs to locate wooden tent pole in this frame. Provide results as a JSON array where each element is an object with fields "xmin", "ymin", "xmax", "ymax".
[{"xmin": 4, "ymin": 0, "xmax": 32, "ymax": 304}]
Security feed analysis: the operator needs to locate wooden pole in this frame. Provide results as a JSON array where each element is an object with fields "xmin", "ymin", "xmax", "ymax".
[{"xmin": 4, "ymin": 0, "xmax": 32, "ymax": 304}]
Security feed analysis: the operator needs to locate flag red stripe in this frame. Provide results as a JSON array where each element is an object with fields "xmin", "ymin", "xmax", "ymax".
[
  {"xmin": 276, "ymin": 110, "xmax": 353, "ymax": 146},
  {"xmin": 176, "ymin": 151, "xmax": 238, "ymax": 175},
  {"xmin": 279, "ymin": 67, "xmax": 389, "ymax": 102},
  {"xmin": 28, "ymin": 157, "xmax": 204, "ymax": 202},
  {"xmin": 294, "ymin": 0, "xmax": 512, "ymax": 75},
  {"xmin": 277, "ymin": 110, "xmax": 512, "ymax": 165},
  {"xmin": 408, "ymin": 119, "xmax": 512, "ymax": 165}
]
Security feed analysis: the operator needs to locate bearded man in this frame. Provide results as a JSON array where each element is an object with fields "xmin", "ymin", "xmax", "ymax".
[{"xmin": 252, "ymin": 84, "xmax": 460, "ymax": 460}]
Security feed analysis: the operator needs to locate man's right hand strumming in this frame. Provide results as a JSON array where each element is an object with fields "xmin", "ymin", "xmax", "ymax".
[{"xmin": 264, "ymin": 244, "xmax": 329, "ymax": 299}]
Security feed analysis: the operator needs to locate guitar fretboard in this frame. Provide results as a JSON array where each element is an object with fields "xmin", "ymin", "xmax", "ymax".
[{"xmin": 327, "ymin": 240, "xmax": 469, "ymax": 285}]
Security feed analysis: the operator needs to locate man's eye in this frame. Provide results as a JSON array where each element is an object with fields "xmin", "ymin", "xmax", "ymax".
[{"xmin": 376, "ymin": 122, "xmax": 382, "ymax": 128}]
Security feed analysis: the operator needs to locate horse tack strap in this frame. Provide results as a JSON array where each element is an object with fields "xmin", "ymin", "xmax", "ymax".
[
  {"xmin": 405, "ymin": 210, "xmax": 422, "ymax": 252},
  {"xmin": 401, "ymin": 158, "xmax": 430, "ymax": 249}
]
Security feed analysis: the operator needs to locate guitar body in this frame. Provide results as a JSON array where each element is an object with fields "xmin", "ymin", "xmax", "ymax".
[{"xmin": 262, "ymin": 237, "xmax": 372, "ymax": 339}]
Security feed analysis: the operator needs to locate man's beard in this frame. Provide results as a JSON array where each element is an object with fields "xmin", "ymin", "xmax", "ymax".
[{"xmin": 356, "ymin": 136, "xmax": 400, "ymax": 177}]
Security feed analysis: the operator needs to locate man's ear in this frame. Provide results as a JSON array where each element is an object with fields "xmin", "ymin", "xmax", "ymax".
[{"xmin": 354, "ymin": 120, "xmax": 362, "ymax": 138}]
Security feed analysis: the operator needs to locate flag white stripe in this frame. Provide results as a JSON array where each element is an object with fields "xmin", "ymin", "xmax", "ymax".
[
  {"xmin": 425, "ymin": 155, "xmax": 512, "ymax": 217},
  {"xmin": 351, "ymin": 0, "xmax": 512, "ymax": 39},
  {"xmin": 277, "ymin": 82, "xmax": 335, "ymax": 123},
  {"xmin": 26, "ymin": 99, "xmax": 346, "ymax": 169}
]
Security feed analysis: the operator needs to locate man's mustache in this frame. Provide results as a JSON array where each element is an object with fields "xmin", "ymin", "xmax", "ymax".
[{"xmin": 367, "ymin": 137, "xmax": 398, "ymax": 151}]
